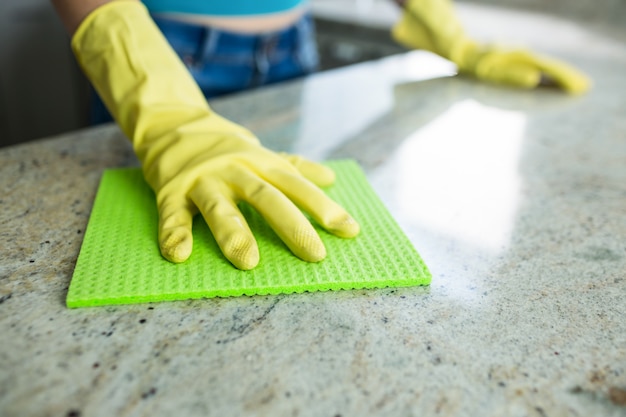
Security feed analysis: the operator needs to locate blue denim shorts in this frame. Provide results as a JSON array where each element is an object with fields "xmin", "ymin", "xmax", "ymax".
[
  {"xmin": 90, "ymin": 13, "xmax": 319, "ymax": 124},
  {"xmin": 153, "ymin": 13, "xmax": 319, "ymax": 96}
]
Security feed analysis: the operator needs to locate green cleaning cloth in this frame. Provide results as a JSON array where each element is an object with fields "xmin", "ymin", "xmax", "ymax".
[{"xmin": 67, "ymin": 159, "xmax": 431, "ymax": 308}]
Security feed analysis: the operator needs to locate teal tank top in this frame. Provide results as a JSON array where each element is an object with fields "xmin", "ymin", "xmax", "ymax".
[{"xmin": 142, "ymin": 0, "xmax": 305, "ymax": 16}]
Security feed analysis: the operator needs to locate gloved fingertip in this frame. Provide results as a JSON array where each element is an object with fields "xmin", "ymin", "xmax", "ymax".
[
  {"xmin": 281, "ymin": 153, "xmax": 336, "ymax": 187},
  {"xmin": 221, "ymin": 233, "xmax": 259, "ymax": 270},
  {"xmin": 567, "ymin": 83, "xmax": 591, "ymax": 95},
  {"xmin": 329, "ymin": 215, "xmax": 361, "ymax": 239},
  {"xmin": 304, "ymin": 164, "xmax": 336, "ymax": 188},
  {"xmin": 538, "ymin": 71, "xmax": 591, "ymax": 94},
  {"xmin": 290, "ymin": 225, "xmax": 326, "ymax": 263},
  {"xmin": 159, "ymin": 228, "xmax": 193, "ymax": 263},
  {"xmin": 230, "ymin": 255, "xmax": 259, "ymax": 271},
  {"xmin": 561, "ymin": 74, "xmax": 592, "ymax": 95},
  {"xmin": 531, "ymin": 55, "xmax": 592, "ymax": 95}
]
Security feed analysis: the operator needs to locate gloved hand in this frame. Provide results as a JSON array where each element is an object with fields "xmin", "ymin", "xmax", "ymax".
[
  {"xmin": 392, "ymin": 0, "xmax": 591, "ymax": 94},
  {"xmin": 71, "ymin": 1, "xmax": 359, "ymax": 269}
]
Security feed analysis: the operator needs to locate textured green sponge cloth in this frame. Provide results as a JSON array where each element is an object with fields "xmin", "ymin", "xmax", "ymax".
[{"xmin": 66, "ymin": 160, "xmax": 431, "ymax": 308}]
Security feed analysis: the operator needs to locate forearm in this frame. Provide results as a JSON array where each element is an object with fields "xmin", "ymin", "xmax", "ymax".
[{"xmin": 51, "ymin": 0, "xmax": 137, "ymax": 35}]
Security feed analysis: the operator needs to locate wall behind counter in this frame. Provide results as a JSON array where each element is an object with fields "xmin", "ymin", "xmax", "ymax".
[{"xmin": 0, "ymin": 0, "xmax": 91, "ymax": 148}]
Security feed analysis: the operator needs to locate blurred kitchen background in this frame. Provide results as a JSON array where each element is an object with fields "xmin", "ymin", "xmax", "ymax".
[{"xmin": 0, "ymin": 0, "xmax": 624, "ymax": 148}]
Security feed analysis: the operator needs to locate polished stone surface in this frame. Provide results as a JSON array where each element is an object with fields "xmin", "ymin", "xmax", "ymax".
[{"xmin": 1, "ymin": 3, "xmax": 625, "ymax": 417}]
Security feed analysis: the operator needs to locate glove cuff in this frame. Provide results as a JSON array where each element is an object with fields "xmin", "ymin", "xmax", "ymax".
[{"xmin": 71, "ymin": 1, "xmax": 213, "ymax": 150}]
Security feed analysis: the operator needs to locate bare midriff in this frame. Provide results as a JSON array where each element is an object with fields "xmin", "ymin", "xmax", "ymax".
[{"xmin": 154, "ymin": 4, "xmax": 307, "ymax": 33}]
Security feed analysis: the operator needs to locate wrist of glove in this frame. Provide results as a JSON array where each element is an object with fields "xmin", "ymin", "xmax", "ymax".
[
  {"xmin": 392, "ymin": 0, "xmax": 591, "ymax": 94},
  {"xmin": 71, "ymin": 1, "xmax": 359, "ymax": 269}
]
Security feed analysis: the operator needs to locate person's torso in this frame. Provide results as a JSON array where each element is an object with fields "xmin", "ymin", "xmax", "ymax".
[{"xmin": 143, "ymin": 0, "xmax": 308, "ymax": 33}]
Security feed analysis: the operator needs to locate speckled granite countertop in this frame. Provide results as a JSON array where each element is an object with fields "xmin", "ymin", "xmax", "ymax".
[{"xmin": 1, "ymin": 4, "xmax": 625, "ymax": 417}]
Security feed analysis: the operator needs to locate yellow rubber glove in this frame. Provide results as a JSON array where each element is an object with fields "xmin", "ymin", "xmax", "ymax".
[
  {"xmin": 71, "ymin": 1, "xmax": 359, "ymax": 270},
  {"xmin": 392, "ymin": 0, "xmax": 591, "ymax": 94}
]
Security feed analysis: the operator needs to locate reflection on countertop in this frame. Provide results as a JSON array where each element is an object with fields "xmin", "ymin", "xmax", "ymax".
[{"xmin": 1, "ymin": 2, "xmax": 625, "ymax": 417}]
